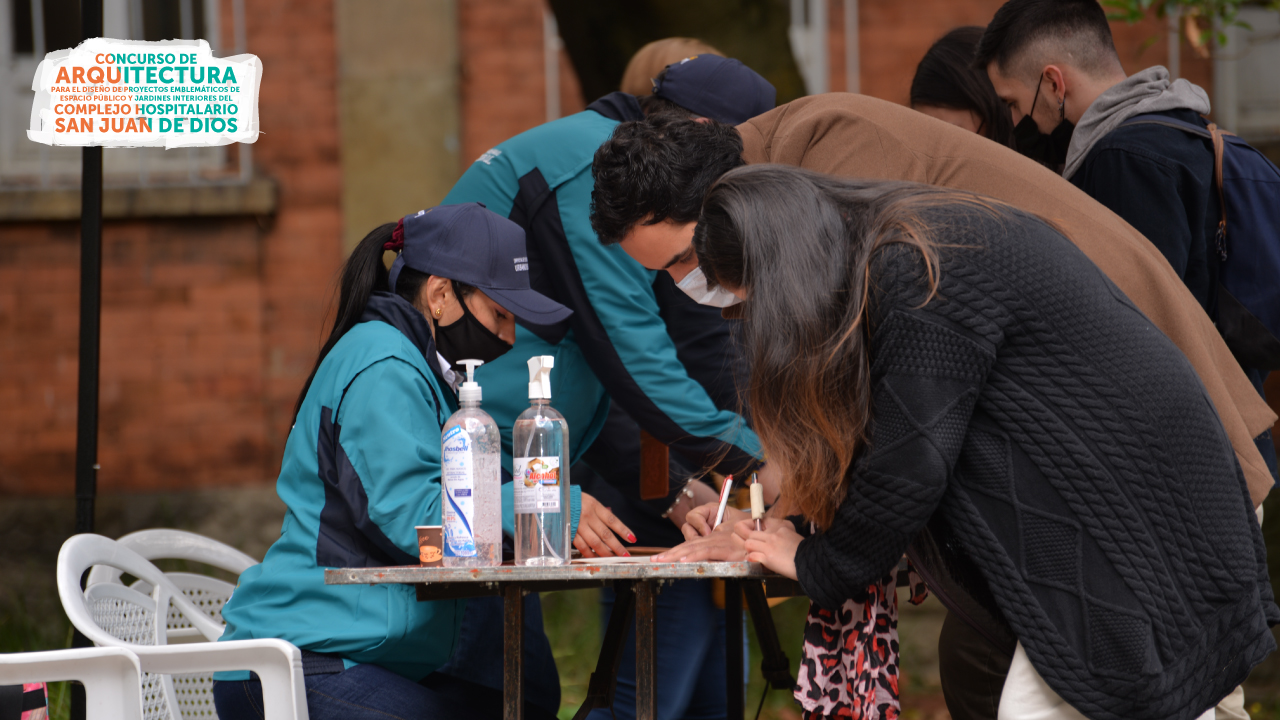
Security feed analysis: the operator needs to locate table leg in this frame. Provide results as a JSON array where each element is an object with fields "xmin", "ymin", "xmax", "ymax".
[
  {"xmin": 744, "ymin": 580, "xmax": 794, "ymax": 691},
  {"xmin": 635, "ymin": 581, "xmax": 658, "ymax": 720},
  {"xmin": 504, "ymin": 583, "xmax": 524, "ymax": 720},
  {"xmin": 724, "ymin": 579, "xmax": 744, "ymax": 720},
  {"xmin": 572, "ymin": 580, "xmax": 635, "ymax": 720}
]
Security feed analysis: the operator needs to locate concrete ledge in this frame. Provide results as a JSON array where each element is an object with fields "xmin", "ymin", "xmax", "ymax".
[{"xmin": 0, "ymin": 174, "xmax": 277, "ymax": 221}]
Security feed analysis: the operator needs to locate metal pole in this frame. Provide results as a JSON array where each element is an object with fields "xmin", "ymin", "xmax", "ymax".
[
  {"xmin": 635, "ymin": 582, "xmax": 658, "ymax": 720},
  {"xmin": 75, "ymin": 140, "xmax": 102, "ymax": 538},
  {"xmin": 503, "ymin": 584, "xmax": 525, "ymax": 720},
  {"xmin": 71, "ymin": 2, "xmax": 103, "ymax": 719},
  {"xmin": 75, "ymin": 0, "xmax": 104, "ymax": 539},
  {"xmin": 724, "ymin": 580, "xmax": 745, "ymax": 719}
]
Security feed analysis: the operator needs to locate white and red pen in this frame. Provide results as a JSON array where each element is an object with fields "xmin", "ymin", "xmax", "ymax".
[{"xmin": 712, "ymin": 474, "xmax": 734, "ymax": 530}]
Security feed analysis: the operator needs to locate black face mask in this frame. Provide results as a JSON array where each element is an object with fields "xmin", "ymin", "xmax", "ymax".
[
  {"xmin": 1013, "ymin": 76, "xmax": 1074, "ymax": 172},
  {"xmin": 433, "ymin": 290, "xmax": 512, "ymax": 366}
]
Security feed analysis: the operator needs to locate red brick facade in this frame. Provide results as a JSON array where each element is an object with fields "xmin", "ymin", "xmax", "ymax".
[
  {"xmin": 459, "ymin": 0, "xmax": 584, "ymax": 167},
  {"xmin": 843, "ymin": 0, "xmax": 1211, "ymax": 106},
  {"xmin": 0, "ymin": 0, "xmax": 344, "ymax": 494}
]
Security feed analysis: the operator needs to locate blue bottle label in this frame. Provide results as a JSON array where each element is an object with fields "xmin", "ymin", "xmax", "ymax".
[{"xmin": 442, "ymin": 425, "xmax": 476, "ymax": 556}]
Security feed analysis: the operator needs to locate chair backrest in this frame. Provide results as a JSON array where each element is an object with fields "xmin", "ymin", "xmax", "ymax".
[
  {"xmin": 87, "ymin": 529, "xmax": 257, "ymax": 648},
  {"xmin": 86, "ymin": 528, "xmax": 258, "ymax": 587},
  {"xmin": 60, "ymin": 534, "xmax": 228, "ymax": 720},
  {"xmin": 82, "ymin": 582, "xmax": 173, "ymax": 720},
  {"xmin": 0, "ymin": 647, "xmax": 144, "ymax": 720}
]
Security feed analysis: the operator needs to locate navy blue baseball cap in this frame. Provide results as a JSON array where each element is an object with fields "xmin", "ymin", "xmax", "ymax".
[
  {"xmin": 652, "ymin": 55, "xmax": 776, "ymax": 126},
  {"xmin": 388, "ymin": 203, "xmax": 572, "ymax": 325}
]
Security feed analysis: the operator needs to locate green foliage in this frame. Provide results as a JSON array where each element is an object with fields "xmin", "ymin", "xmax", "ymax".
[{"xmin": 1102, "ymin": 0, "xmax": 1280, "ymax": 47}]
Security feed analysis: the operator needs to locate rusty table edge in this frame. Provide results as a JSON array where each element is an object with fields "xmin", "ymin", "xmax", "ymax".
[{"xmin": 324, "ymin": 561, "xmax": 781, "ymax": 585}]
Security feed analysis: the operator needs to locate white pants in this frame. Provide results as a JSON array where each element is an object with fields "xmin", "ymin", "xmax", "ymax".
[
  {"xmin": 998, "ymin": 506, "xmax": 1263, "ymax": 719},
  {"xmin": 997, "ymin": 642, "xmax": 1215, "ymax": 720}
]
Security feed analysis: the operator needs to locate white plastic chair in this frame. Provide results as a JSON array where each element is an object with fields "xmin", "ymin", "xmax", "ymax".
[
  {"xmin": 0, "ymin": 647, "xmax": 144, "ymax": 720},
  {"xmin": 86, "ymin": 529, "xmax": 258, "ymax": 645},
  {"xmin": 84, "ymin": 529, "xmax": 260, "ymax": 718},
  {"xmin": 59, "ymin": 533, "xmax": 308, "ymax": 720}
]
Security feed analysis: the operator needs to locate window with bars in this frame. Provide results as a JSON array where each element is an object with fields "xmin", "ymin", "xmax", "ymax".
[{"xmin": 0, "ymin": 0, "xmax": 249, "ymax": 189}]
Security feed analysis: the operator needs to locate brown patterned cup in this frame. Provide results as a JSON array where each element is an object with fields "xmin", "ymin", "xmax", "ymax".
[{"xmin": 415, "ymin": 526, "xmax": 443, "ymax": 566}]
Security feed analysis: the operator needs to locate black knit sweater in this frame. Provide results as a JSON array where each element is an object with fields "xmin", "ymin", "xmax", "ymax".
[{"xmin": 793, "ymin": 204, "xmax": 1279, "ymax": 720}]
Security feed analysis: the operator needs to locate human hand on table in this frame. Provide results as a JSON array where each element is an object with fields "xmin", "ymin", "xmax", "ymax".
[
  {"xmin": 651, "ymin": 526, "xmax": 747, "ymax": 563},
  {"xmin": 681, "ymin": 502, "xmax": 747, "ymax": 540},
  {"xmin": 574, "ymin": 492, "xmax": 636, "ymax": 558},
  {"xmin": 735, "ymin": 518, "xmax": 801, "ymax": 580}
]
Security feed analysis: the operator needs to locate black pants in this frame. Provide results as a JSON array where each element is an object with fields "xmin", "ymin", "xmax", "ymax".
[{"xmin": 938, "ymin": 611, "xmax": 1015, "ymax": 720}]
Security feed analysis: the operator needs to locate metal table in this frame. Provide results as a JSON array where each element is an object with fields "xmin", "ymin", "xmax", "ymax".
[{"xmin": 325, "ymin": 562, "xmax": 799, "ymax": 720}]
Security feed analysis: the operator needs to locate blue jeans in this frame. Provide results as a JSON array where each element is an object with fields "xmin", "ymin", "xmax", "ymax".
[
  {"xmin": 587, "ymin": 579, "xmax": 734, "ymax": 720},
  {"xmin": 212, "ymin": 663, "xmax": 558, "ymax": 720},
  {"xmin": 213, "ymin": 593, "xmax": 561, "ymax": 720},
  {"xmin": 432, "ymin": 593, "xmax": 562, "ymax": 714}
]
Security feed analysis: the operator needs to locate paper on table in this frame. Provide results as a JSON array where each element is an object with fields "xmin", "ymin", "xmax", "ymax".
[{"xmin": 569, "ymin": 547, "xmax": 669, "ymax": 564}]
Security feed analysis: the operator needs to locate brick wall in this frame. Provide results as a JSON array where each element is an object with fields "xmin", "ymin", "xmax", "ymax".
[
  {"xmin": 459, "ymin": 0, "xmax": 584, "ymax": 168},
  {"xmin": 843, "ymin": 0, "xmax": 1212, "ymax": 109},
  {"xmin": 250, "ymin": 0, "xmax": 345, "ymax": 454},
  {"xmin": 0, "ymin": 0, "xmax": 344, "ymax": 495}
]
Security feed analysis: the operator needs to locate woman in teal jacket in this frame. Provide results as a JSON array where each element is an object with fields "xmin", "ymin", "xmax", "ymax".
[{"xmin": 213, "ymin": 203, "xmax": 630, "ymax": 720}]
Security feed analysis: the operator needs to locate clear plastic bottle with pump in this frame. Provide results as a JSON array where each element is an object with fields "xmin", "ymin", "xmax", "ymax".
[
  {"xmin": 513, "ymin": 356, "xmax": 571, "ymax": 566},
  {"xmin": 441, "ymin": 359, "xmax": 502, "ymax": 567}
]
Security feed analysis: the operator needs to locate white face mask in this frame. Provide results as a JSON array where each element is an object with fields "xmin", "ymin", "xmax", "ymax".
[{"xmin": 675, "ymin": 266, "xmax": 743, "ymax": 308}]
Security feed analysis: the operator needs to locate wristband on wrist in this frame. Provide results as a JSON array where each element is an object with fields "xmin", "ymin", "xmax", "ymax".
[{"xmin": 660, "ymin": 480, "xmax": 697, "ymax": 519}]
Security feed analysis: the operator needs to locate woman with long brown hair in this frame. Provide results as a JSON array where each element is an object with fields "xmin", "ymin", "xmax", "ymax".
[{"xmin": 657, "ymin": 165, "xmax": 1277, "ymax": 720}]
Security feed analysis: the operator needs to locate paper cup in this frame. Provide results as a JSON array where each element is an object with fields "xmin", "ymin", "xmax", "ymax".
[{"xmin": 416, "ymin": 525, "xmax": 443, "ymax": 567}]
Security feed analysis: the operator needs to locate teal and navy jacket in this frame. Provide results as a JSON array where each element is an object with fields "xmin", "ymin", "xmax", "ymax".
[
  {"xmin": 217, "ymin": 293, "xmax": 581, "ymax": 680},
  {"xmin": 442, "ymin": 94, "xmax": 763, "ymax": 476}
]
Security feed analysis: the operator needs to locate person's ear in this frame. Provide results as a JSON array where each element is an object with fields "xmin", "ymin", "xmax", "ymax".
[
  {"xmin": 1043, "ymin": 65, "xmax": 1068, "ymax": 105},
  {"xmin": 419, "ymin": 276, "xmax": 454, "ymax": 319}
]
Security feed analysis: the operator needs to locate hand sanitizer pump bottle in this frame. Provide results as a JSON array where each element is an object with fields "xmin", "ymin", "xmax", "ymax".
[
  {"xmin": 441, "ymin": 359, "xmax": 503, "ymax": 567},
  {"xmin": 513, "ymin": 356, "xmax": 571, "ymax": 566}
]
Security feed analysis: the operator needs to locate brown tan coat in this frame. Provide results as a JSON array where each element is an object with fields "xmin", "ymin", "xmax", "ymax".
[{"xmin": 737, "ymin": 93, "xmax": 1276, "ymax": 504}]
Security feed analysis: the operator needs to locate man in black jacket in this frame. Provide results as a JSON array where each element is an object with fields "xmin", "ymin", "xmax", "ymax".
[
  {"xmin": 977, "ymin": 2, "xmax": 1276, "ymax": 718},
  {"xmin": 977, "ymin": 0, "xmax": 1275, "ymax": 473}
]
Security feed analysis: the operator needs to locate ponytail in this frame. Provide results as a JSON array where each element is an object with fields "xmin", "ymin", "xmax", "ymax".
[
  {"xmin": 292, "ymin": 223, "xmax": 396, "ymax": 423},
  {"xmin": 290, "ymin": 222, "xmax": 475, "ymax": 426}
]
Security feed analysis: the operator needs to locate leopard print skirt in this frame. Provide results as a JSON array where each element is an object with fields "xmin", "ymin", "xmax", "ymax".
[{"xmin": 794, "ymin": 567, "xmax": 928, "ymax": 719}]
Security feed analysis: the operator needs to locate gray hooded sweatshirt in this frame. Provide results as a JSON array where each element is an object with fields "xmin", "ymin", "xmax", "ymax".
[{"xmin": 1063, "ymin": 65, "xmax": 1211, "ymax": 180}]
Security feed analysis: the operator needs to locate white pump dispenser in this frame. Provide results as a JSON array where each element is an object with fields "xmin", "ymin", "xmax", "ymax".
[
  {"xmin": 513, "ymin": 355, "xmax": 571, "ymax": 565},
  {"xmin": 528, "ymin": 356, "xmax": 553, "ymax": 400},
  {"xmin": 440, "ymin": 358, "xmax": 501, "ymax": 567},
  {"xmin": 457, "ymin": 358, "xmax": 484, "ymax": 404}
]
